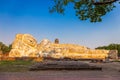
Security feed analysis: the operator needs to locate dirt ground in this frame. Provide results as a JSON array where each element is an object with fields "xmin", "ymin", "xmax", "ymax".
[{"xmin": 0, "ymin": 62, "xmax": 120, "ymax": 80}]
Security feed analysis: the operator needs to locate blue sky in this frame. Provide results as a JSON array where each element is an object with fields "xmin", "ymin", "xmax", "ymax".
[{"xmin": 0, "ymin": 0, "xmax": 120, "ymax": 49}]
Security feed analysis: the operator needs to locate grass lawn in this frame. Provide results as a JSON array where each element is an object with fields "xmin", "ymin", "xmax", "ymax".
[{"xmin": 0, "ymin": 60, "xmax": 35, "ymax": 72}]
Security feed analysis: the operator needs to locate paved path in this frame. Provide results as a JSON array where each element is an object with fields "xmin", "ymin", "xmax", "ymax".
[
  {"xmin": 0, "ymin": 62, "xmax": 120, "ymax": 80},
  {"xmin": 0, "ymin": 70, "xmax": 120, "ymax": 80}
]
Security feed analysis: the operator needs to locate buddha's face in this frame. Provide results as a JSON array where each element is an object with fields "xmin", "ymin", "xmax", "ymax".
[{"xmin": 23, "ymin": 34, "xmax": 37, "ymax": 47}]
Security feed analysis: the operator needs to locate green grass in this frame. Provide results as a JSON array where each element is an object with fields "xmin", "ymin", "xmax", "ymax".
[{"xmin": 0, "ymin": 60, "xmax": 35, "ymax": 72}]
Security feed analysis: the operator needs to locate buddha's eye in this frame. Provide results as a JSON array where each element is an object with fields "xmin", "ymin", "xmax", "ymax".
[{"xmin": 30, "ymin": 40, "xmax": 32, "ymax": 42}]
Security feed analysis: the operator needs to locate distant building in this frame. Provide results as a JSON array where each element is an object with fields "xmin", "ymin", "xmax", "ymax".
[{"xmin": 54, "ymin": 38, "xmax": 59, "ymax": 44}]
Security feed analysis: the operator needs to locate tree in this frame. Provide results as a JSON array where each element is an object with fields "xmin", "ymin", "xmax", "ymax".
[
  {"xmin": 0, "ymin": 42, "xmax": 12, "ymax": 54},
  {"xmin": 50, "ymin": 0, "xmax": 120, "ymax": 22},
  {"xmin": 8, "ymin": 44, "xmax": 12, "ymax": 51},
  {"xmin": 96, "ymin": 43, "xmax": 120, "ymax": 56},
  {"xmin": 0, "ymin": 42, "xmax": 3, "ymax": 50}
]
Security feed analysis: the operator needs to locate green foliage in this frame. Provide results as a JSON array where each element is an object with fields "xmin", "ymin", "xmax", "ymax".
[
  {"xmin": 0, "ymin": 60, "xmax": 34, "ymax": 72},
  {"xmin": 0, "ymin": 42, "xmax": 12, "ymax": 54},
  {"xmin": 96, "ymin": 43, "xmax": 120, "ymax": 56},
  {"xmin": 50, "ymin": 0, "xmax": 119, "ymax": 22}
]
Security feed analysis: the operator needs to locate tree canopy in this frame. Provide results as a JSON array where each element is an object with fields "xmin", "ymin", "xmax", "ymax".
[
  {"xmin": 50, "ymin": 0, "xmax": 120, "ymax": 22},
  {"xmin": 0, "ymin": 42, "xmax": 12, "ymax": 54},
  {"xmin": 96, "ymin": 43, "xmax": 120, "ymax": 56}
]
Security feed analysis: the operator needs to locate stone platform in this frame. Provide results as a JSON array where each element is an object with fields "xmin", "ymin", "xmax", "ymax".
[{"xmin": 29, "ymin": 61, "xmax": 102, "ymax": 71}]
